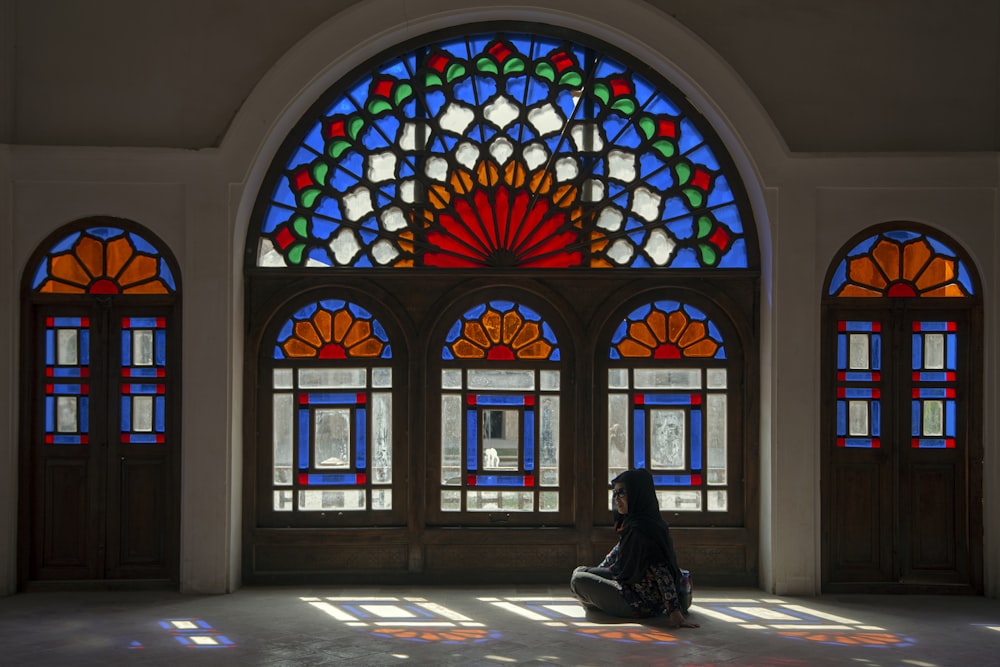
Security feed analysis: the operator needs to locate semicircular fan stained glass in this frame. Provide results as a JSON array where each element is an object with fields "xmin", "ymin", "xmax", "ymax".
[
  {"xmin": 255, "ymin": 31, "xmax": 749, "ymax": 270},
  {"xmin": 828, "ymin": 229, "xmax": 975, "ymax": 298},
  {"xmin": 32, "ymin": 226, "xmax": 177, "ymax": 295},
  {"xmin": 443, "ymin": 300, "xmax": 559, "ymax": 361},
  {"xmin": 610, "ymin": 300, "xmax": 726, "ymax": 360},
  {"xmin": 274, "ymin": 299, "xmax": 392, "ymax": 359}
]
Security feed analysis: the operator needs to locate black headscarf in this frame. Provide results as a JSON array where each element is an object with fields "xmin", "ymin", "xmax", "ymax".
[{"xmin": 610, "ymin": 469, "xmax": 683, "ymax": 586}]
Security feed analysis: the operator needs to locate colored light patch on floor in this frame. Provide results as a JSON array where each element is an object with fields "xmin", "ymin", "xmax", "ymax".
[
  {"xmin": 478, "ymin": 595, "xmax": 684, "ymax": 645},
  {"xmin": 302, "ymin": 595, "xmax": 498, "ymax": 644},
  {"xmin": 159, "ymin": 618, "xmax": 235, "ymax": 648},
  {"xmin": 693, "ymin": 597, "xmax": 915, "ymax": 648}
]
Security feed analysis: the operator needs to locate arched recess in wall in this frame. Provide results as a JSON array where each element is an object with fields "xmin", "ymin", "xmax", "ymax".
[
  {"xmin": 18, "ymin": 217, "xmax": 182, "ymax": 588},
  {"xmin": 243, "ymin": 24, "xmax": 760, "ymax": 584},
  {"xmin": 820, "ymin": 222, "xmax": 983, "ymax": 594}
]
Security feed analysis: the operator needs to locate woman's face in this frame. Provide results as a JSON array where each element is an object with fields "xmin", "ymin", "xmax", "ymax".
[{"xmin": 612, "ymin": 483, "xmax": 628, "ymax": 515}]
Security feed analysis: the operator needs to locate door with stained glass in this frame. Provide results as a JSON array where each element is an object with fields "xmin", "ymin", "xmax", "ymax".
[
  {"xmin": 822, "ymin": 227, "xmax": 982, "ymax": 592},
  {"xmin": 21, "ymin": 223, "xmax": 180, "ymax": 584}
]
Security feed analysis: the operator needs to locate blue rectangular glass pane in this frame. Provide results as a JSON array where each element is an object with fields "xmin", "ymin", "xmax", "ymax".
[
  {"xmin": 871, "ymin": 334, "xmax": 881, "ymax": 371},
  {"xmin": 524, "ymin": 409, "xmax": 534, "ymax": 471},
  {"xmin": 633, "ymin": 408, "xmax": 646, "ymax": 469},
  {"xmin": 916, "ymin": 372, "xmax": 952, "ymax": 382},
  {"xmin": 303, "ymin": 393, "xmax": 362, "ymax": 405},
  {"xmin": 472, "ymin": 475, "xmax": 527, "ymax": 487},
  {"xmin": 45, "ymin": 397, "xmax": 54, "ymax": 432},
  {"xmin": 843, "ymin": 322, "xmax": 876, "ymax": 332},
  {"xmin": 843, "ymin": 372, "xmax": 877, "ymax": 382},
  {"xmin": 466, "ymin": 408, "xmax": 478, "ymax": 471},
  {"xmin": 947, "ymin": 333, "xmax": 957, "ymax": 370},
  {"xmin": 355, "ymin": 407, "xmax": 367, "ymax": 469},
  {"xmin": 844, "ymin": 438, "xmax": 876, "ymax": 448},
  {"xmin": 306, "ymin": 474, "xmax": 360, "ymax": 485},
  {"xmin": 837, "ymin": 334, "xmax": 846, "ymax": 370},
  {"xmin": 475, "ymin": 395, "xmax": 526, "ymax": 406},
  {"xmin": 155, "ymin": 396, "xmax": 165, "ymax": 432},
  {"xmin": 80, "ymin": 331, "xmax": 90, "ymax": 364},
  {"xmin": 844, "ymin": 388, "xmax": 876, "ymax": 399},
  {"xmin": 126, "ymin": 384, "xmax": 160, "ymax": 395},
  {"xmin": 837, "ymin": 400, "xmax": 846, "ymax": 437},
  {"xmin": 912, "ymin": 333, "xmax": 922, "ymax": 370},
  {"xmin": 871, "ymin": 400, "xmax": 879, "ymax": 436},
  {"xmin": 121, "ymin": 396, "xmax": 131, "ymax": 431},
  {"xmin": 947, "ymin": 400, "xmax": 956, "ymax": 437},
  {"xmin": 916, "ymin": 388, "xmax": 951, "ymax": 398},
  {"xmin": 912, "ymin": 401, "xmax": 921, "ymax": 436},
  {"xmin": 45, "ymin": 330, "xmax": 55, "ymax": 364},
  {"xmin": 156, "ymin": 330, "xmax": 167, "ymax": 365},
  {"xmin": 127, "ymin": 368, "xmax": 161, "ymax": 378},
  {"xmin": 652, "ymin": 474, "xmax": 695, "ymax": 486},
  {"xmin": 690, "ymin": 409, "xmax": 702, "ymax": 469},
  {"xmin": 124, "ymin": 434, "xmax": 162, "ymax": 444},
  {"xmin": 641, "ymin": 394, "xmax": 697, "ymax": 405},
  {"xmin": 298, "ymin": 409, "xmax": 310, "ymax": 470},
  {"xmin": 122, "ymin": 331, "xmax": 131, "ymax": 365},
  {"xmin": 914, "ymin": 439, "xmax": 950, "ymax": 449}
]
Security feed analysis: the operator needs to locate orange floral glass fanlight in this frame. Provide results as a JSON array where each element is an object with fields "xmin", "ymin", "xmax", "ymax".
[
  {"xmin": 611, "ymin": 301, "xmax": 725, "ymax": 359},
  {"xmin": 443, "ymin": 301, "xmax": 559, "ymax": 361},
  {"xmin": 830, "ymin": 230, "xmax": 973, "ymax": 298},
  {"xmin": 275, "ymin": 300, "xmax": 390, "ymax": 359},
  {"xmin": 33, "ymin": 227, "xmax": 175, "ymax": 295}
]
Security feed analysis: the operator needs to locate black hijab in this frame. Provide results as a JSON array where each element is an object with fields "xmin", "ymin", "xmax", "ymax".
[{"xmin": 610, "ymin": 469, "xmax": 683, "ymax": 586}]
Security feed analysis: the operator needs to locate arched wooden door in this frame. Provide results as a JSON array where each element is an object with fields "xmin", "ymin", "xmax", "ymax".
[
  {"xmin": 821, "ymin": 225, "xmax": 982, "ymax": 593},
  {"xmin": 20, "ymin": 220, "xmax": 181, "ymax": 586}
]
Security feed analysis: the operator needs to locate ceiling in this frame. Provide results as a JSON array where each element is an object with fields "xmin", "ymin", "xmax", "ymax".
[{"xmin": 3, "ymin": 0, "xmax": 998, "ymax": 152}]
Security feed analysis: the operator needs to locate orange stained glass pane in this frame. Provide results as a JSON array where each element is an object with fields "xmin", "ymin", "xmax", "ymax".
[
  {"xmin": 38, "ymin": 280, "xmax": 86, "ymax": 294},
  {"xmin": 847, "ymin": 256, "xmax": 888, "ymax": 290},
  {"xmin": 49, "ymin": 254, "xmax": 91, "ymax": 287},
  {"xmin": 283, "ymin": 338, "xmax": 318, "ymax": 357},
  {"xmin": 901, "ymin": 238, "xmax": 932, "ymax": 279},
  {"xmin": 511, "ymin": 321, "xmax": 541, "ymax": 349},
  {"xmin": 616, "ymin": 339, "xmax": 652, "ymax": 357},
  {"xmin": 332, "ymin": 309, "xmax": 353, "ymax": 343},
  {"xmin": 515, "ymin": 341, "xmax": 553, "ymax": 360},
  {"xmin": 871, "ymin": 239, "xmax": 901, "ymax": 282},
  {"xmin": 294, "ymin": 321, "xmax": 323, "ymax": 347},
  {"xmin": 502, "ymin": 311, "xmax": 523, "ymax": 345},
  {"xmin": 348, "ymin": 338, "xmax": 384, "ymax": 357},
  {"xmin": 914, "ymin": 256, "xmax": 957, "ymax": 291},
  {"xmin": 667, "ymin": 310, "xmax": 688, "ymax": 343},
  {"xmin": 105, "ymin": 236, "xmax": 134, "ymax": 278},
  {"xmin": 451, "ymin": 339, "xmax": 486, "ymax": 359},
  {"xmin": 122, "ymin": 281, "xmax": 169, "ymax": 294},
  {"xmin": 117, "ymin": 254, "xmax": 159, "ymax": 287},
  {"xmin": 75, "ymin": 235, "xmax": 106, "ymax": 277},
  {"xmin": 677, "ymin": 320, "xmax": 707, "ymax": 348},
  {"xmin": 629, "ymin": 322, "xmax": 659, "ymax": 348},
  {"xmin": 463, "ymin": 321, "xmax": 491, "ymax": 348},
  {"xmin": 481, "ymin": 310, "xmax": 503, "ymax": 343},
  {"xmin": 343, "ymin": 320, "xmax": 372, "ymax": 348},
  {"xmin": 645, "ymin": 309, "xmax": 668, "ymax": 343},
  {"xmin": 684, "ymin": 339, "xmax": 719, "ymax": 357},
  {"xmin": 312, "ymin": 308, "xmax": 333, "ymax": 342},
  {"xmin": 837, "ymin": 284, "xmax": 883, "ymax": 297},
  {"xmin": 922, "ymin": 284, "xmax": 966, "ymax": 297}
]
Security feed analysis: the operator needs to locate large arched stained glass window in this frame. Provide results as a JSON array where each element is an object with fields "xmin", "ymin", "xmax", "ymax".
[
  {"xmin": 606, "ymin": 300, "xmax": 736, "ymax": 523},
  {"xmin": 439, "ymin": 300, "xmax": 562, "ymax": 519},
  {"xmin": 254, "ymin": 30, "xmax": 750, "ymax": 270},
  {"xmin": 268, "ymin": 299, "xmax": 396, "ymax": 519}
]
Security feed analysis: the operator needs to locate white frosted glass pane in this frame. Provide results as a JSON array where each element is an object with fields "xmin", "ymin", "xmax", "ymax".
[
  {"xmin": 399, "ymin": 122, "xmax": 430, "ymax": 150},
  {"xmin": 314, "ymin": 408, "xmax": 351, "ymax": 468},
  {"xmin": 608, "ymin": 393, "xmax": 629, "ymax": 475},
  {"xmin": 523, "ymin": 142, "xmax": 548, "ymax": 169},
  {"xmin": 607, "ymin": 239, "xmax": 634, "ymax": 264},
  {"xmin": 331, "ymin": 228, "xmax": 361, "ymax": 264},
  {"xmin": 273, "ymin": 490, "xmax": 293, "ymax": 511},
  {"xmin": 380, "ymin": 206, "xmax": 408, "ymax": 232},
  {"xmin": 849, "ymin": 333, "xmax": 870, "ymax": 370},
  {"xmin": 708, "ymin": 490, "xmax": 728, "ymax": 512},
  {"xmin": 489, "ymin": 138, "xmax": 514, "ymax": 164},
  {"xmin": 539, "ymin": 396, "xmax": 559, "ymax": 485},
  {"xmin": 273, "ymin": 394, "xmax": 294, "ymax": 485},
  {"xmin": 570, "ymin": 124, "xmax": 603, "ymax": 151},
  {"xmin": 539, "ymin": 491, "xmax": 559, "ymax": 512},
  {"xmin": 483, "ymin": 96, "xmax": 517, "ymax": 129},
  {"xmin": 442, "ymin": 369, "xmax": 462, "ymax": 390},
  {"xmin": 372, "ymin": 240, "xmax": 399, "ymax": 265},
  {"xmin": 367, "ymin": 151, "xmax": 396, "ymax": 182},
  {"xmin": 56, "ymin": 329, "xmax": 78, "ymax": 365},
  {"xmin": 923, "ymin": 400, "xmax": 944, "ymax": 436},
  {"xmin": 273, "ymin": 368, "xmax": 293, "ymax": 389},
  {"xmin": 631, "ymin": 186, "xmax": 662, "ymax": 222},
  {"xmin": 482, "ymin": 409, "xmax": 518, "ymax": 470},
  {"xmin": 634, "ymin": 369, "xmax": 701, "ymax": 389},
  {"xmin": 441, "ymin": 394, "xmax": 462, "ymax": 484},
  {"xmin": 132, "ymin": 396, "xmax": 154, "ymax": 432},
  {"xmin": 371, "ymin": 489, "xmax": 392, "ymax": 510},
  {"xmin": 527, "ymin": 103, "xmax": 563, "ymax": 135},
  {"xmin": 555, "ymin": 157, "xmax": 578, "ymax": 181},
  {"xmin": 342, "ymin": 187, "xmax": 373, "ymax": 221},
  {"xmin": 608, "ymin": 149, "xmax": 636, "ymax": 182},
  {"xmin": 372, "ymin": 367, "xmax": 392, "ymax": 388},
  {"xmin": 56, "ymin": 396, "xmax": 77, "ymax": 432},
  {"xmin": 924, "ymin": 334, "xmax": 945, "ymax": 370},
  {"xmin": 848, "ymin": 400, "xmax": 869, "ymax": 436},
  {"xmin": 597, "ymin": 207, "xmax": 624, "ymax": 232},
  {"xmin": 644, "ymin": 229, "xmax": 676, "ymax": 266},
  {"xmin": 540, "ymin": 370, "xmax": 560, "ymax": 391},
  {"xmin": 298, "ymin": 490, "xmax": 366, "ymax": 511},
  {"xmin": 651, "ymin": 409, "xmax": 686, "ymax": 469},
  {"xmin": 372, "ymin": 393, "xmax": 392, "ymax": 482},
  {"xmin": 707, "ymin": 369, "xmax": 727, "ymax": 389},
  {"xmin": 467, "ymin": 369, "xmax": 534, "ymax": 390},
  {"xmin": 441, "ymin": 490, "xmax": 461, "ymax": 511},
  {"xmin": 608, "ymin": 368, "xmax": 628, "ymax": 389},
  {"xmin": 299, "ymin": 368, "xmax": 366, "ymax": 389},
  {"xmin": 132, "ymin": 330, "xmax": 154, "ymax": 366},
  {"xmin": 658, "ymin": 490, "xmax": 702, "ymax": 512},
  {"xmin": 707, "ymin": 395, "xmax": 727, "ymax": 485},
  {"xmin": 466, "ymin": 491, "xmax": 534, "ymax": 512}
]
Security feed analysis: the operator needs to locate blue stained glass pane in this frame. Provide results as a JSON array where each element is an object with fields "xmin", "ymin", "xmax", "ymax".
[
  {"xmin": 844, "ymin": 388, "xmax": 875, "ymax": 399},
  {"xmin": 550, "ymin": 349, "xmax": 561, "ymax": 361},
  {"xmin": 707, "ymin": 176, "xmax": 735, "ymax": 208},
  {"xmin": 884, "ymin": 230, "xmax": 920, "ymax": 243},
  {"xmin": 912, "ymin": 401, "xmax": 921, "ymax": 436},
  {"xmin": 473, "ymin": 475, "xmax": 527, "ymax": 487},
  {"xmin": 844, "ymin": 439, "xmax": 875, "ymax": 448},
  {"xmin": 947, "ymin": 333, "xmax": 957, "ymax": 370},
  {"xmin": 79, "ymin": 397, "xmax": 89, "ymax": 432},
  {"xmin": 155, "ymin": 396, "xmax": 165, "ymax": 432},
  {"xmin": 52, "ymin": 383, "xmax": 84, "ymax": 394},
  {"xmin": 298, "ymin": 408, "xmax": 310, "ymax": 469},
  {"xmin": 51, "ymin": 231, "xmax": 81, "ymax": 253},
  {"xmin": 262, "ymin": 205, "xmax": 292, "ymax": 234},
  {"xmin": 917, "ymin": 371, "xmax": 952, "ymax": 382},
  {"xmin": 643, "ymin": 394, "xmax": 696, "ymax": 405},
  {"xmin": 306, "ymin": 473, "xmax": 361, "ymax": 485},
  {"xmin": 80, "ymin": 330, "xmax": 90, "ymax": 364},
  {"xmin": 690, "ymin": 409, "xmax": 702, "ymax": 469},
  {"xmin": 129, "ymin": 233, "xmax": 156, "ymax": 255},
  {"xmin": 89, "ymin": 227, "xmax": 124, "ymax": 240},
  {"xmin": 314, "ymin": 197, "xmax": 343, "ymax": 223},
  {"xmin": 323, "ymin": 94, "xmax": 362, "ymax": 117},
  {"xmin": 553, "ymin": 88, "xmax": 582, "ymax": 121},
  {"xmin": 45, "ymin": 330, "xmax": 55, "ymax": 364},
  {"xmin": 645, "ymin": 92, "xmax": 681, "ymax": 117},
  {"xmin": 611, "ymin": 322, "xmax": 628, "ymax": 346},
  {"xmin": 121, "ymin": 396, "xmax": 131, "ymax": 431},
  {"xmin": 287, "ymin": 146, "xmax": 319, "ymax": 170},
  {"xmin": 633, "ymin": 407, "xmax": 646, "ymax": 468},
  {"xmin": 466, "ymin": 408, "xmax": 478, "ymax": 471},
  {"xmin": 594, "ymin": 58, "xmax": 625, "ymax": 78},
  {"xmin": 301, "ymin": 123, "xmax": 325, "ymax": 154},
  {"xmin": 441, "ymin": 348, "xmax": 455, "ymax": 361},
  {"xmin": 829, "ymin": 262, "xmax": 848, "ymax": 295},
  {"xmin": 849, "ymin": 236, "xmax": 879, "ymax": 256},
  {"xmin": 31, "ymin": 263, "xmax": 48, "ymax": 289},
  {"xmin": 125, "ymin": 434, "xmax": 162, "ymax": 444},
  {"xmin": 837, "ymin": 334, "xmax": 847, "ymax": 370},
  {"xmin": 524, "ymin": 409, "xmax": 535, "ymax": 471},
  {"xmin": 476, "ymin": 395, "xmax": 526, "ymax": 406},
  {"xmin": 45, "ymin": 397, "xmax": 54, "ymax": 432},
  {"xmin": 912, "ymin": 334, "xmax": 922, "ymax": 370},
  {"xmin": 128, "ymin": 317, "xmax": 161, "ymax": 327},
  {"xmin": 271, "ymin": 179, "xmax": 296, "ymax": 208},
  {"xmin": 670, "ymin": 248, "xmax": 699, "ymax": 268},
  {"xmin": 837, "ymin": 401, "xmax": 846, "ymax": 437},
  {"xmin": 871, "ymin": 334, "xmax": 881, "ymax": 370},
  {"xmin": 155, "ymin": 330, "xmax": 167, "ymax": 365},
  {"xmin": 678, "ymin": 119, "xmax": 705, "ymax": 154},
  {"xmin": 356, "ymin": 408, "xmax": 367, "ymax": 468},
  {"xmin": 958, "ymin": 263, "xmax": 974, "ymax": 294},
  {"xmin": 305, "ymin": 392, "xmax": 363, "ymax": 405},
  {"xmin": 946, "ymin": 400, "xmax": 956, "ymax": 437},
  {"xmin": 445, "ymin": 320, "xmax": 462, "ymax": 343},
  {"xmin": 465, "ymin": 303, "xmax": 487, "ymax": 320},
  {"xmin": 871, "ymin": 400, "xmax": 880, "ymax": 436},
  {"xmin": 687, "ymin": 145, "xmax": 720, "ymax": 171}
]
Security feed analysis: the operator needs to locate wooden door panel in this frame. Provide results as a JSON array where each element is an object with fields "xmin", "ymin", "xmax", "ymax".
[
  {"xmin": 38, "ymin": 457, "xmax": 94, "ymax": 577},
  {"xmin": 903, "ymin": 462, "xmax": 962, "ymax": 578},
  {"xmin": 829, "ymin": 462, "xmax": 891, "ymax": 582},
  {"xmin": 107, "ymin": 455, "xmax": 171, "ymax": 577}
]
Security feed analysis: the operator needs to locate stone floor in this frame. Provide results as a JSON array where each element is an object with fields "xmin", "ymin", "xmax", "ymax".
[{"xmin": 1, "ymin": 585, "xmax": 998, "ymax": 666}]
